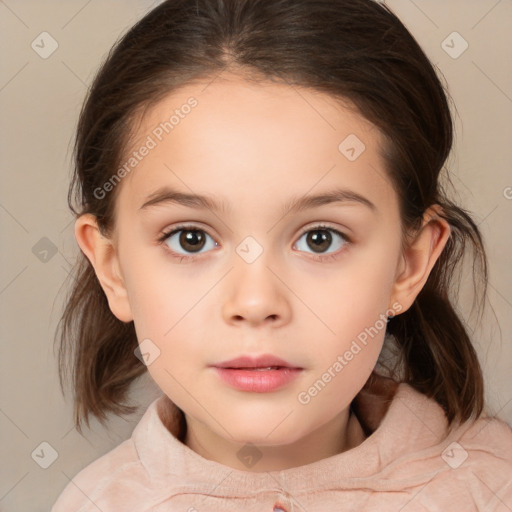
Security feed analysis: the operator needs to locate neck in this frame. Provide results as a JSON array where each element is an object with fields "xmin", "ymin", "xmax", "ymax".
[{"xmin": 182, "ymin": 406, "xmax": 367, "ymax": 472}]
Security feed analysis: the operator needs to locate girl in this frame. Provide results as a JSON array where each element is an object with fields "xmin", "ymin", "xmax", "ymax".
[{"xmin": 52, "ymin": 0, "xmax": 512, "ymax": 510}]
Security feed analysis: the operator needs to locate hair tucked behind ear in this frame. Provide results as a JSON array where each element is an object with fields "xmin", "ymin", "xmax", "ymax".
[{"xmin": 55, "ymin": 0, "xmax": 490, "ymax": 433}]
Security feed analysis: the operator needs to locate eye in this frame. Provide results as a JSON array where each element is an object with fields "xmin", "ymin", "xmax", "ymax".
[
  {"xmin": 157, "ymin": 223, "xmax": 350, "ymax": 262},
  {"xmin": 158, "ymin": 224, "xmax": 218, "ymax": 260},
  {"xmin": 294, "ymin": 224, "xmax": 350, "ymax": 260}
]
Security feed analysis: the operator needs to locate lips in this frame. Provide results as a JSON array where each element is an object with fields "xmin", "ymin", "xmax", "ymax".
[
  {"xmin": 211, "ymin": 354, "xmax": 303, "ymax": 392},
  {"xmin": 212, "ymin": 354, "xmax": 301, "ymax": 370}
]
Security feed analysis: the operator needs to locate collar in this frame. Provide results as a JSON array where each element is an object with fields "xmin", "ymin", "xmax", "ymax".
[{"xmin": 132, "ymin": 379, "xmax": 450, "ymax": 497}]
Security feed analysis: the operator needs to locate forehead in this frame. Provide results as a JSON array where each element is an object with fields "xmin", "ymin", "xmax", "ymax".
[{"xmin": 116, "ymin": 73, "xmax": 396, "ymax": 217}]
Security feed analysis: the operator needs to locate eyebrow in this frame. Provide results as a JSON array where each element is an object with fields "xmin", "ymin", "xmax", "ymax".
[{"xmin": 138, "ymin": 186, "xmax": 377, "ymax": 216}]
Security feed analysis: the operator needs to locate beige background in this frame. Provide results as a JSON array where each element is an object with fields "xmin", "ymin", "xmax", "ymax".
[{"xmin": 0, "ymin": 1, "xmax": 511, "ymax": 510}]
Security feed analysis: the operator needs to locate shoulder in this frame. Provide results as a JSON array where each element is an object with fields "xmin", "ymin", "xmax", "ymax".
[
  {"xmin": 368, "ymin": 383, "xmax": 512, "ymax": 510},
  {"xmin": 450, "ymin": 413, "xmax": 512, "ymax": 475},
  {"xmin": 460, "ymin": 413, "xmax": 512, "ymax": 453},
  {"xmin": 419, "ymin": 415, "xmax": 512, "ymax": 511},
  {"xmin": 51, "ymin": 437, "xmax": 152, "ymax": 512},
  {"xmin": 454, "ymin": 414, "xmax": 512, "ymax": 480}
]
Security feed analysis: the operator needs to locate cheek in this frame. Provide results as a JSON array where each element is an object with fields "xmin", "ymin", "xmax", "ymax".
[
  {"xmin": 301, "ymin": 246, "xmax": 398, "ymax": 337},
  {"xmin": 126, "ymin": 266, "xmax": 210, "ymax": 367},
  {"xmin": 121, "ymin": 247, "xmax": 192, "ymax": 332},
  {"xmin": 348, "ymin": 227, "xmax": 401, "ymax": 302}
]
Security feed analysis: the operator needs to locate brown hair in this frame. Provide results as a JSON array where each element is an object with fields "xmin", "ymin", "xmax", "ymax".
[{"xmin": 55, "ymin": 0, "xmax": 489, "ymax": 434}]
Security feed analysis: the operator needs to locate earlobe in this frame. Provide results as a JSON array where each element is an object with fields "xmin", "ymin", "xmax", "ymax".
[
  {"xmin": 390, "ymin": 205, "xmax": 451, "ymax": 314},
  {"xmin": 74, "ymin": 214, "xmax": 134, "ymax": 323}
]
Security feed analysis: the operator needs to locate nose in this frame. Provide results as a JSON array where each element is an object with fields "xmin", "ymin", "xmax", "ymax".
[{"xmin": 221, "ymin": 249, "xmax": 291, "ymax": 328}]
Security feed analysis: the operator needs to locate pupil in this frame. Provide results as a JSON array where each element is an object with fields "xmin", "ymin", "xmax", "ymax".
[
  {"xmin": 180, "ymin": 230, "xmax": 205, "ymax": 252},
  {"xmin": 308, "ymin": 230, "xmax": 331, "ymax": 253}
]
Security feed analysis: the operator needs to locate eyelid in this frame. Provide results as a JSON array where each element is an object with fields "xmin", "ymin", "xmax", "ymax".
[
  {"xmin": 157, "ymin": 222, "xmax": 217, "ymax": 242},
  {"xmin": 297, "ymin": 222, "xmax": 351, "ymax": 240},
  {"xmin": 158, "ymin": 222, "xmax": 350, "ymax": 242}
]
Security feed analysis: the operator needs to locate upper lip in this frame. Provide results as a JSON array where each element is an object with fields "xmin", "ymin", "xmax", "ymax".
[{"xmin": 211, "ymin": 354, "xmax": 301, "ymax": 369}]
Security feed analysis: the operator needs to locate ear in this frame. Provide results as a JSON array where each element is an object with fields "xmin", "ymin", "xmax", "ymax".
[
  {"xmin": 74, "ymin": 214, "xmax": 134, "ymax": 323},
  {"xmin": 389, "ymin": 205, "xmax": 451, "ymax": 314}
]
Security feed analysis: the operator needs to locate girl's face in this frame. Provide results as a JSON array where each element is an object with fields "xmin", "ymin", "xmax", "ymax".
[{"xmin": 86, "ymin": 73, "xmax": 414, "ymax": 466}]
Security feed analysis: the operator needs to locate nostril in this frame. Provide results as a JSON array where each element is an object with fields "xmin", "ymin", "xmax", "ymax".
[{"xmin": 273, "ymin": 506, "xmax": 287, "ymax": 512}]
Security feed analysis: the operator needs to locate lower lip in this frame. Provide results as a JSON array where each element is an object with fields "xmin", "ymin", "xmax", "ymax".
[{"xmin": 213, "ymin": 367, "xmax": 302, "ymax": 392}]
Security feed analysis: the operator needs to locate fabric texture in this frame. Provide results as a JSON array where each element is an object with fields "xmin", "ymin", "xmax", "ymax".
[{"xmin": 51, "ymin": 380, "xmax": 512, "ymax": 511}]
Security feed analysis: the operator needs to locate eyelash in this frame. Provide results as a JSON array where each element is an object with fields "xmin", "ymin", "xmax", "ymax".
[{"xmin": 157, "ymin": 223, "xmax": 351, "ymax": 263}]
